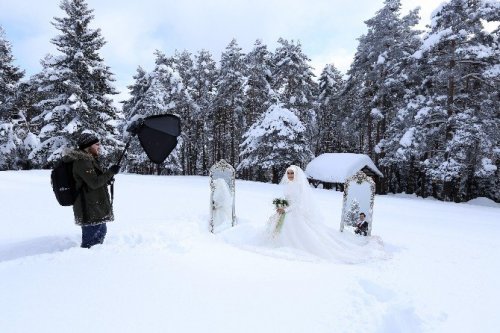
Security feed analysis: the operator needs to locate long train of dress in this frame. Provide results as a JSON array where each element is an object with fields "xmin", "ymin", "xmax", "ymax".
[
  {"xmin": 266, "ymin": 210, "xmax": 386, "ymax": 263},
  {"xmin": 221, "ymin": 200, "xmax": 386, "ymax": 263},
  {"xmin": 221, "ymin": 165, "xmax": 387, "ymax": 263}
]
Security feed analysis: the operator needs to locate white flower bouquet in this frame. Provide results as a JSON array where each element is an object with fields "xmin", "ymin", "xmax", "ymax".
[{"xmin": 268, "ymin": 198, "xmax": 289, "ymax": 236}]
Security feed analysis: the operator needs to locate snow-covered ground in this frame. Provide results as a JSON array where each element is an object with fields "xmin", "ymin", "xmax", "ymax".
[{"xmin": 0, "ymin": 170, "xmax": 498, "ymax": 333}]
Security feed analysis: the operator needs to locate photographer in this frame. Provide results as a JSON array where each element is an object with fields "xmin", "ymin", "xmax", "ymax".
[{"xmin": 64, "ymin": 132, "xmax": 120, "ymax": 248}]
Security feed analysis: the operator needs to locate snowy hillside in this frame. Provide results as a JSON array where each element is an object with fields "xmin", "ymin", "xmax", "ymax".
[{"xmin": 0, "ymin": 171, "xmax": 499, "ymax": 333}]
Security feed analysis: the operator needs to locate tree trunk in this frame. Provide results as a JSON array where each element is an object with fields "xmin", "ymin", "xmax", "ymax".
[
  {"xmin": 272, "ymin": 167, "xmax": 280, "ymax": 184},
  {"xmin": 443, "ymin": 39, "xmax": 456, "ymax": 200},
  {"xmin": 367, "ymin": 111, "xmax": 373, "ymax": 157}
]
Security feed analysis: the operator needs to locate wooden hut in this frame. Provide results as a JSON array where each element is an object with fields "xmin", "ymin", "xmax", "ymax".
[{"xmin": 305, "ymin": 153, "xmax": 384, "ymax": 193}]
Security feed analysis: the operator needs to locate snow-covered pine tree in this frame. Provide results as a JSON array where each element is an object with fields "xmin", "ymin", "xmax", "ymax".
[
  {"xmin": 172, "ymin": 50, "xmax": 194, "ymax": 86},
  {"xmin": 2, "ymin": 79, "xmax": 44, "ymax": 170},
  {"xmin": 0, "ymin": 26, "xmax": 24, "ymax": 120},
  {"xmin": 243, "ymin": 40, "xmax": 276, "ymax": 131},
  {"xmin": 481, "ymin": 20, "xmax": 500, "ymax": 202},
  {"xmin": 122, "ymin": 66, "xmax": 149, "ymax": 121},
  {"xmin": 336, "ymin": 76, "xmax": 365, "ymax": 153},
  {"xmin": 315, "ymin": 63, "xmax": 344, "ymax": 155},
  {"xmin": 172, "ymin": 50, "xmax": 193, "ymax": 174},
  {"xmin": 172, "ymin": 50, "xmax": 202, "ymax": 175},
  {"xmin": 191, "ymin": 50, "xmax": 217, "ymax": 174},
  {"xmin": 212, "ymin": 39, "xmax": 246, "ymax": 167},
  {"xmin": 341, "ymin": 0, "xmax": 421, "ymax": 165},
  {"xmin": 367, "ymin": 5, "xmax": 424, "ymax": 194},
  {"xmin": 0, "ymin": 25, "xmax": 26, "ymax": 170},
  {"xmin": 240, "ymin": 40, "xmax": 277, "ymax": 180},
  {"xmin": 344, "ymin": 198, "xmax": 360, "ymax": 226},
  {"xmin": 405, "ymin": 0, "xmax": 499, "ymax": 201},
  {"xmin": 29, "ymin": 0, "xmax": 122, "ymax": 167},
  {"xmin": 121, "ymin": 66, "xmax": 150, "ymax": 173},
  {"xmin": 123, "ymin": 51, "xmax": 186, "ymax": 175},
  {"xmin": 272, "ymin": 38, "xmax": 317, "ymax": 147},
  {"xmin": 238, "ymin": 103, "xmax": 312, "ymax": 183}
]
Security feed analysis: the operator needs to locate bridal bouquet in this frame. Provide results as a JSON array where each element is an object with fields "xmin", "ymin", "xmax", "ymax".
[
  {"xmin": 269, "ymin": 198, "xmax": 289, "ymax": 236},
  {"xmin": 273, "ymin": 198, "xmax": 289, "ymax": 209}
]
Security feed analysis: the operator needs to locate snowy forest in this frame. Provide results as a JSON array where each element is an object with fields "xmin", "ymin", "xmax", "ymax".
[{"xmin": 0, "ymin": 0, "xmax": 499, "ymax": 203}]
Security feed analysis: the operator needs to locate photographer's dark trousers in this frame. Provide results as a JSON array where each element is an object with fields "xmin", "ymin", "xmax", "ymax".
[{"xmin": 81, "ymin": 223, "xmax": 107, "ymax": 248}]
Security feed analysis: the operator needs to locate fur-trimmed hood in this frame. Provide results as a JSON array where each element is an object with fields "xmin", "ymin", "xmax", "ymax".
[{"xmin": 62, "ymin": 149, "xmax": 94, "ymax": 163}]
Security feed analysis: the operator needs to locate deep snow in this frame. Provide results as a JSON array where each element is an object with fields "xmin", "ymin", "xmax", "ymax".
[{"xmin": 0, "ymin": 170, "xmax": 498, "ymax": 333}]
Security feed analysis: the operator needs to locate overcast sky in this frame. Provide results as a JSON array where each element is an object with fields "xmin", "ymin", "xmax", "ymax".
[{"xmin": 0, "ymin": 0, "xmax": 439, "ymax": 104}]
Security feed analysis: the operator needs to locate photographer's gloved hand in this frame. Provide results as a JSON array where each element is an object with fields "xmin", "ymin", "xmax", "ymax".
[{"xmin": 109, "ymin": 164, "xmax": 121, "ymax": 174}]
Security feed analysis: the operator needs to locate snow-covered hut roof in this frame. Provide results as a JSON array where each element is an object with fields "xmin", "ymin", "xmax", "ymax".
[{"xmin": 305, "ymin": 153, "xmax": 383, "ymax": 183}]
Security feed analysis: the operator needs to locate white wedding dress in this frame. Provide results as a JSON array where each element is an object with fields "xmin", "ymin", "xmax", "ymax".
[
  {"xmin": 266, "ymin": 165, "xmax": 385, "ymax": 263},
  {"xmin": 212, "ymin": 178, "xmax": 233, "ymax": 232}
]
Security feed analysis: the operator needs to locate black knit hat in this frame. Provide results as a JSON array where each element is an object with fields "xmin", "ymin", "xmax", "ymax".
[{"xmin": 78, "ymin": 132, "xmax": 99, "ymax": 150}]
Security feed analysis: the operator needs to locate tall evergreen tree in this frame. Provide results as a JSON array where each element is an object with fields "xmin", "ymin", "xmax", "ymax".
[
  {"xmin": 123, "ymin": 52, "xmax": 186, "ymax": 174},
  {"xmin": 2, "ymin": 79, "xmax": 43, "ymax": 170},
  {"xmin": 29, "ymin": 0, "xmax": 122, "ymax": 166},
  {"xmin": 172, "ymin": 50, "xmax": 200, "ymax": 175},
  {"xmin": 337, "ymin": 77, "xmax": 365, "ymax": 153},
  {"xmin": 272, "ymin": 38, "xmax": 317, "ymax": 147},
  {"xmin": 0, "ymin": 25, "xmax": 25, "ymax": 170},
  {"xmin": 191, "ymin": 49, "xmax": 217, "ymax": 174},
  {"xmin": 401, "ymin": 0, "xmax": 499, "ymax": 201},
  {"xmin": 315, "ymin": 63, "xmax": 344, "ymax": 155},
  {"xmin": 243, "ymin": 39, "xmax": 276, "ymax": 130},
  {"xmin": 239, "ymin": 103, "xmax": 312, "ymax": 183},
  {"xmin": 0, "ymin": 26, "xmax": 24, "ymax": 119},
  {"xmin": 212, "ymin": 39, "xmax": 246, "ymax": 167},
  {"xmin": 239, "ymin": 40, "xmax": 277, "ymax": 180},
  {"xmin": 121, "ymin": 65, "xmax": 149, "ymax": 172},
  {"xmin": 341, "ymin": 0, "xmax": 421, "ymax": 162},
  {"xmin": 122, "ymin": 66, "xmax": 149, "ymax": 120}
]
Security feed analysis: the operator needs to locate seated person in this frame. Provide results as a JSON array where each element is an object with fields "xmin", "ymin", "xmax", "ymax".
[{"xmin": 354, "ymin": 212, "xmax": 369, "ymax": 236}]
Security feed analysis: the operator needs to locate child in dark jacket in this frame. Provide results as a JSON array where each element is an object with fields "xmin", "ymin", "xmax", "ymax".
[{"xmin": 354, "ymin": 213, "xmax": 369, "ymax": 236}]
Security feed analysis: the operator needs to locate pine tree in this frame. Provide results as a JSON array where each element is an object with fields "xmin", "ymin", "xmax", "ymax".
[
  {"xmin": 123, "ymin": 51, "xmax": 186, "ymax": 174},
  {"xmin": 341, "ymin": 0, "xmax": 421, "ymax": 164},
  {"xmin": 29, "ymin": 0, "xmax": 122, "ymax": 166},
  {"xmin": 243, "ymin": 39, "xmax": 276, "ymax": 130},
  {"xmin": 2, "ymin": 79, "xmax": 43, "ymax": 170},
  {"xmin": 240, "ymin": 40, "xmax": 277, "ymax": 180},
  {"xmin": 172, "ymin": 50, "xmax": 201, "ymax": 175},
  {"xmin": 122, "ymin": 66, "xmax": 149, "ymax": 121},
  {"xmin": 404, "ymin": 0, "xmax": 499, "ymax": 201},
  {"xmin": 337, "ymin": 77, "xmax": 365, "ymax": 153},
  {"xmin": 238, "ymin": 103, "xmax": 312, "ymax": 183},
  {"xmin": 0, "ymin": 26, "xmax": 24, "ymax": 119},
  {"xmin": 191, "ymin": 49, "xmax": 217, "ymax": 174},
  {"xmin": 344, "ymin": 198, "xmax": 360, "ymax": 226},
  {"xmin": 121, "ymin": 66, "xmax": 150, "ymax": 173},
  {"xmin": 272, "ymin": 38, "xmax": 317, "ymax": 147},
  {"xmin": 315, "ymin": 63, "xmax": 344, "ymax": 155},
  {"xmin": 212, "ymin": 39, "xmax": 246, "ymax": 167},
  {"xmin": 369, "ymin": 5, "xmax": 424, "ymax": 194},
  {"xmin": 0, "ymin": 25, "xmax": 25, "ymax": 170}
]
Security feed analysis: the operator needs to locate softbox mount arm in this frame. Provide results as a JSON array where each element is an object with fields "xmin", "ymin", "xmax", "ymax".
[
  {"xmin": 116, "ymin": 118, "xmax": 146, "ymax": 165},
  {"xmin": 116, "ymin": 136, "xmax": 132, "ymax": 166}
]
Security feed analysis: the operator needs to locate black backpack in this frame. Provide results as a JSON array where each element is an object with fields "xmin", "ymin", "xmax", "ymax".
[{"xmin": 51, "ymin": 160, "xmax": 79, "ymax": 206}]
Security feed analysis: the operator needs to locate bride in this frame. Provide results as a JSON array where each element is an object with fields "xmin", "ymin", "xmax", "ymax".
[
  {"xmin": 211, "ymin": 178, "xmax": 233, "ymax": 231},
  {"xmin": 267, "ymin": 165, "xmax": 385, "ymax": 263}
]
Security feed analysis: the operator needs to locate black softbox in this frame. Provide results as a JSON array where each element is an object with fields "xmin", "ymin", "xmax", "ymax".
[{"xmin": 119, "ymin": 114, "xmax": 181, "ymax": 165}]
